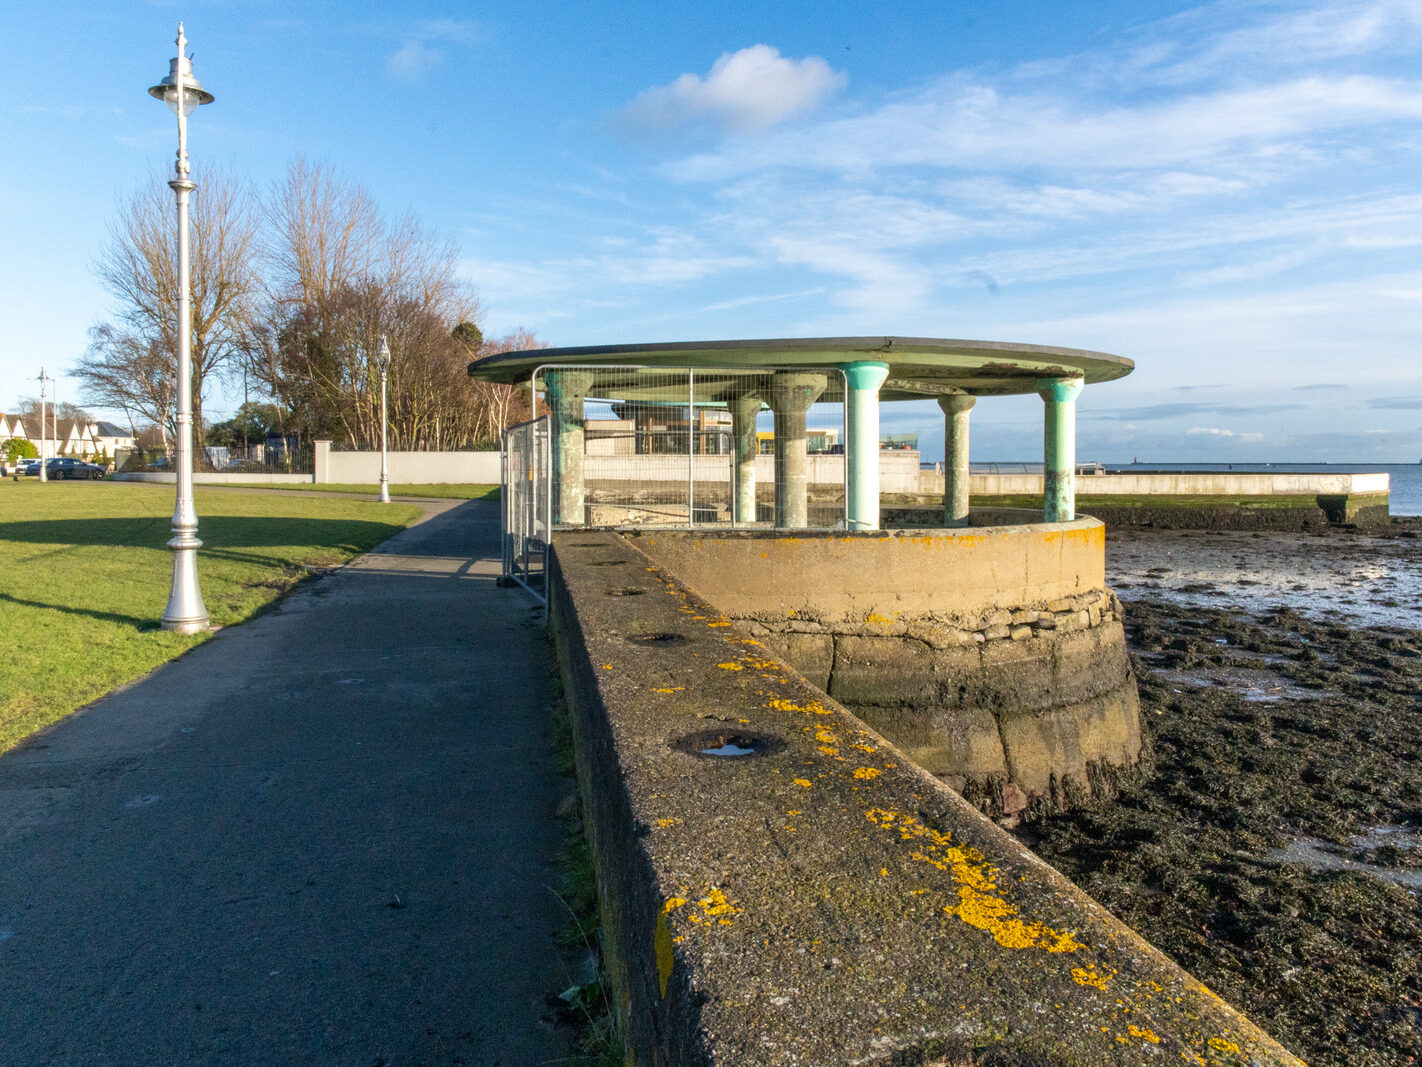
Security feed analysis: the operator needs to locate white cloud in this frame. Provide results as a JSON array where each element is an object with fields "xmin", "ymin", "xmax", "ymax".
[
  {"xmin": 387, "ymin": 40, "xmax": 442, "ymax": 81},
  {"xmin": 1143, "ymin": 0, "xmax": 1422, "ymax": 83},
  {"xmin": 622, "ymin": 45, "xmax": 846, "ymax": 134},
  {"xmin": 671, "ymin": 75, "xmax": 1422, "ymax": 182},
  {"xmin": 384, "ymin": 18, "xmax": 481, "ymax": 81},
  {"xmin": 1188, "ymin": 427, "xmax": 1265, "ymax": 442}
]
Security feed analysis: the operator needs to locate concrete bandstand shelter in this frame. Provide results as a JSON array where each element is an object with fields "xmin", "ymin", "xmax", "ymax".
[
  {"xmin": 469, "ymin": 336, "xmax": 1133, "ymax": 531},
  {"xmin": 471, "ymin": 336, "xmax": 1141, "ymax": 818}
]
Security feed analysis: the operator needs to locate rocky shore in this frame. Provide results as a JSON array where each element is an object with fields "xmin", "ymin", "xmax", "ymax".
[{"xmin": 1014, "ymin": 520, "xmax": 1422, "ymax": 1066}]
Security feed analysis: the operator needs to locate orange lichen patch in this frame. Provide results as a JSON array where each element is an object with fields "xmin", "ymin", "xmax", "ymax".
[
  {"xmin": 853, "ymin": 767, "xmax": 881, "ymax": 780},
  {"xmin": 1071, "ymin": 965, "xmax": 1114, "ymax": 990},
  {"xmin": 1125, "ymin": 1024, "xmax": 1160, "ymax": 1044},
  {"xmin": 864, "ymin": 613, "xmax": 894, "ymax": 625},
  {"xmin": 652, "ymin": 686, "xmax": 686, "ymax": 694},
  {"xmin": 850, "ymin": 742, "xmax": 879, "ymax": 753},
  {"xmin": 864, "ymin": 807, "xmax": 1083, "ymax": 954},
  {"xmin": 818, "ymin": 746, "xmax": 840, "ymax": 756},
  {"xmin": 601, "ymin": 664, "xmax": 613, "ymax": 670},
  {"xmin": 814, "ymin": 730, "xmax": 840, "ymax": 743},
  {"xmin": 717, "ymin": 662, "xmax": 745, "ymax": 671},
  {"xmin": 787, "ymin": 810, "xmax": 802, "ymax": 816},
  {"xmin": 657, "ymin": 818, "xmax": 681, "ymax": 828},
  {"xmin": 664, "ymin": 897, "xmax": 687, "ymax": 913},
  {"xmin": 1207, "ymin": 1037, "xmax": 1241, "ymax": 1054},
  {"xmin": 707, "ymin": 620, "xmax": 731, "ymax": 628},
  {"xmin": 794, "ymin": 778, "xmax": 813, "ymax": 788},
  {"xmin": 683, "ymin": 887, "xmax": 741, "ymax": 926}
]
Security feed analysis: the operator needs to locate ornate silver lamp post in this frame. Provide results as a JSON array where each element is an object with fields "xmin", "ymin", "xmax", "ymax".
[
  {"xmin": 150, "ymin": 23, "xmax": 214, "ymax": 633},
  {"xmin": 376, "ymin": 336, "xmax": 392, "ymax": 503},
  {"xmin": 36, "ymin": 367, "xmax": 50, "ymax": 482}
]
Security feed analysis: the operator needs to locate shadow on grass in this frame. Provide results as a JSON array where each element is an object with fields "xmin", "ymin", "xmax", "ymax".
[
  {"xmin": 0, "ymin": 591, "xmax": 157, "ymax": 631},
  {"xmin": 0, "ymin": 516, "xmax": 408, "ymax": 556}
]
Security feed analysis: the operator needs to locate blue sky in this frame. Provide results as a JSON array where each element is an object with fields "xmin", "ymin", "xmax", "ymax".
[{"xmin": 3, "ymin": 0, "xmax": 1421, "ymax": 462}]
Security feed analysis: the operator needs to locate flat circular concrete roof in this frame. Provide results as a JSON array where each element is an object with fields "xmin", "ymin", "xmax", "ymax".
[{"xmin": 468, "ymin": 336, "xmax": 1132, "ymax": 402}]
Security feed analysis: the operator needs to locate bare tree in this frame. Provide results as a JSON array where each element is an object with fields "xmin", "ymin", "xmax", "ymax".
[
  {"xmin": 252, "ymin": 158, "xmax": 488, "ymax": 451},
  {"xmin": 465, "ymin": 327, "xmax": 540, "ymax": 445},
  {"xmin": 76, "ymin": 168, "xmax": 261, "ymax": 452}
]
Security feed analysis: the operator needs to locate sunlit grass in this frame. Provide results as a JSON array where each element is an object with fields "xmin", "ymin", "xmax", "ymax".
[
  {"xmin": 224, "ymin": 482, "xmax": 500, "ymax": 500},
  {"xmin": 0, "ymin": 480, "xmax": 420, "ymax": 753}
]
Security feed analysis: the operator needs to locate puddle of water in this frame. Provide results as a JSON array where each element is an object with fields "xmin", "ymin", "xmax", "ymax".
[
  {"xmin": 1108, "ymin": 531, "xmax": 1422, "ymax": 628},
  {"xmin": 1352, "ymin": 825, "xmax": 1422, "ymax": 850},
  {"xmin": 1266, "ymin": 837, "xmax": 1422, "ymax": 890},
  {"xmin": 1149, "ymin": 666, "xmax": 1322, "ymax": 703},
  {"xmin": 701, "ymin": 742, "xmax": 758, "ymax": 757}
]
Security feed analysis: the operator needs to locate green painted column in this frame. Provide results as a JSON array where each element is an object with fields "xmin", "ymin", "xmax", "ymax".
[
  {"xmin": 545, "ymin": 370, "xmax": 595, "ymax": 525},
  {"xmin": 840, "ymin": 361, "xmax": 890, "ymax": 530},
  {"xmin": 936, "ymin": 393, "xmax": 976, "ymax": 527},
  {"xmin": 727, "ymin": 390, "xmax": 763, "ymax": 525},
  {"xmin": 1036, "ymin": 376, "xmax": 1084, "ymax": 523},
  {"xmin": 767, "ymin": 371, "xmax": 827, "ymax": 529}
]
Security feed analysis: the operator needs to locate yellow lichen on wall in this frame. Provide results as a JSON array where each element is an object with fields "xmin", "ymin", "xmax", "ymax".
[{"xmin": 865, "ymin": 807, "xmax": 1083, "ymax": 954}]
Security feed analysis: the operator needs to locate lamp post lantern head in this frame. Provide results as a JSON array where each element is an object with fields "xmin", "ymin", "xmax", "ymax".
[
  {"xmin": 148, "ymin": 24, "xmax": 214, "ymax": 115},
  {"xmin": 376, "ymin": 337, "xmax": 392, "ymax": 372}
]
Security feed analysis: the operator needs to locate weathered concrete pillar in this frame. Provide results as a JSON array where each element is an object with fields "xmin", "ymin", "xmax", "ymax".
[
  {"xmin": 840, "ymin": 361, "xmax": 890, "ymax": 531},
  {"xmin": 767, "ymin": 372, "xmax": 826, "ymax": 529},
  {"xmin": 936, "ymin": 393, "xmax": 975, "ymax": 527},
  {"xmin": 546, "ymin": 370, "xmax": 595, "ymax": 525},
  {"xmin": 1037, "ymin": 377, "xmax": 1084, "ymax": 523},
  {"xmin": 727, "ymin": 391, "xmax": 762, "ymax": 525}
]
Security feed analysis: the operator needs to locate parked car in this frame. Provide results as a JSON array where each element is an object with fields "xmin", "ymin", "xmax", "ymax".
[
  {"xmin": 17, "ymin": 458, "xmax": 42, "ymax": 476},
  {"xmin": 44, "ymin": 457, "xmax": 106, "ymax": 480}
]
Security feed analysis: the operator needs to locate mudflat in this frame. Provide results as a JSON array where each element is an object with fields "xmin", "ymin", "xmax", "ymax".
[{"xmin": 1016, "ymin": 520, "xmax": 1422, "ymax": 1067}]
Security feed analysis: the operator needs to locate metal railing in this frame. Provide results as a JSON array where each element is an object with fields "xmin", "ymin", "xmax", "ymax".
[
  {"xmin": 501, "ymin": 415, "xmax": 551, "ymax": 602},
  {"xmin": 530, "ymin": 363, "xmax": 847, "ymax": 529}
]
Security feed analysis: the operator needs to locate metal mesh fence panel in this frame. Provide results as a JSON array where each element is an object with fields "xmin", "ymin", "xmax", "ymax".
[
  {"xmin": 501, "ymin": 415, "xmax": 551, "ymax": 600},
  {"xmin": 530, "ymin": 365, "xmax": 846, "ymax": 529}
]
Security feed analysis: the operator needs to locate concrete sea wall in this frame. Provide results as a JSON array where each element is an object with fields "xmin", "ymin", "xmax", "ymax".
[
  {"xmin": 625, "ymin": 522, "xmax": 1140, "ymax": 817},
  {"xmin": 548, "ymin": 532, "xmax": 1302, "ymax": 1065}
]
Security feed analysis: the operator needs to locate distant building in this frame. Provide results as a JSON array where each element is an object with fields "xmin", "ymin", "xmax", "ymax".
[
  {"xmin": 91, "ymin": 421, "xmax": 135, "ymax": 456},
  {"xmin": 1, "ymin": 413, "xmax": 130, "ymax": 461}
]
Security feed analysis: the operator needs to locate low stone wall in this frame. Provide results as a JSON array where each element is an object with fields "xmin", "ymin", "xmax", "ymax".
[
  {"xmin": 885, "ymin": 494, "xmax": 1391, "ymax": 530},
  {"xmin": 548, "ymin": 532, "xmax": 1301, "ymax": 1065},
  {"xmin": 312, "ymin": 442, "xmax": 501, "ymax": 484},
  {"xmin": 917, "ymin": 470, "xmax": 1390, "ymax": 497},
  {"xmin": 624, "ymin": 523, "xmax": 1140, "ymax": 817}
]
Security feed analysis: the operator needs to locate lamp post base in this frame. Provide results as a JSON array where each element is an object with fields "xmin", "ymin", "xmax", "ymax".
[
  {"xmin": 161, "ymin": 539, "xmax": 209, "ymax": 633},
  {"xmin": 378, "ymin": 479, "xmax": 390, "ymax": 503}
]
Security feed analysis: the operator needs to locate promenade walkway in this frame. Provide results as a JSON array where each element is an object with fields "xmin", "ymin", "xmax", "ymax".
[{"xmin": 0, "ymin": 498, "xmax": 572, "ymax": 1064}]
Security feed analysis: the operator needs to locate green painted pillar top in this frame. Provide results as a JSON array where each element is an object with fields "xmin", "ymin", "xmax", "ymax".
[
  {"xmin": 841, "ymin": 361, "xmax": 890, "ymax": 531},
  {"xmin": 1037, "ymin": 376, "xmax": 1084, "ymax": 523}
]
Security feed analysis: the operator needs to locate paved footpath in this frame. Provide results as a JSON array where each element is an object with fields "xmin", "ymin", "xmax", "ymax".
[{"xmin": 0, "ymin": 498, "xmax": 573, "ymax": 1065}]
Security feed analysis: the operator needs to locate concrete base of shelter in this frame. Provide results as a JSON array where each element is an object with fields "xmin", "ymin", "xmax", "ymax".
[
  {"xmin": 622, "ymin": 521, "xmax": 1141, "ymax": 819},
  {"xmin": 547, "ymin": 532, "xmax": 1301, "ymax": 1065}
]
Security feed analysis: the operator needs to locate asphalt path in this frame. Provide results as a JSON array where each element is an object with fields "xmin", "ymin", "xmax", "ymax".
[{"xmin": 0, "ymin": 498, "xmax": 572, "ymax": 1065}]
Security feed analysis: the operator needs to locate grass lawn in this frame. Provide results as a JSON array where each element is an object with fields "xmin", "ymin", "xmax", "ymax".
[
  {"xmin": 0, "ymin": 480, "xmax": 422, "ymax": 754},
  {"xmin": 225, "ymin": 482, "xmax": 500, "ymax": 500}
]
